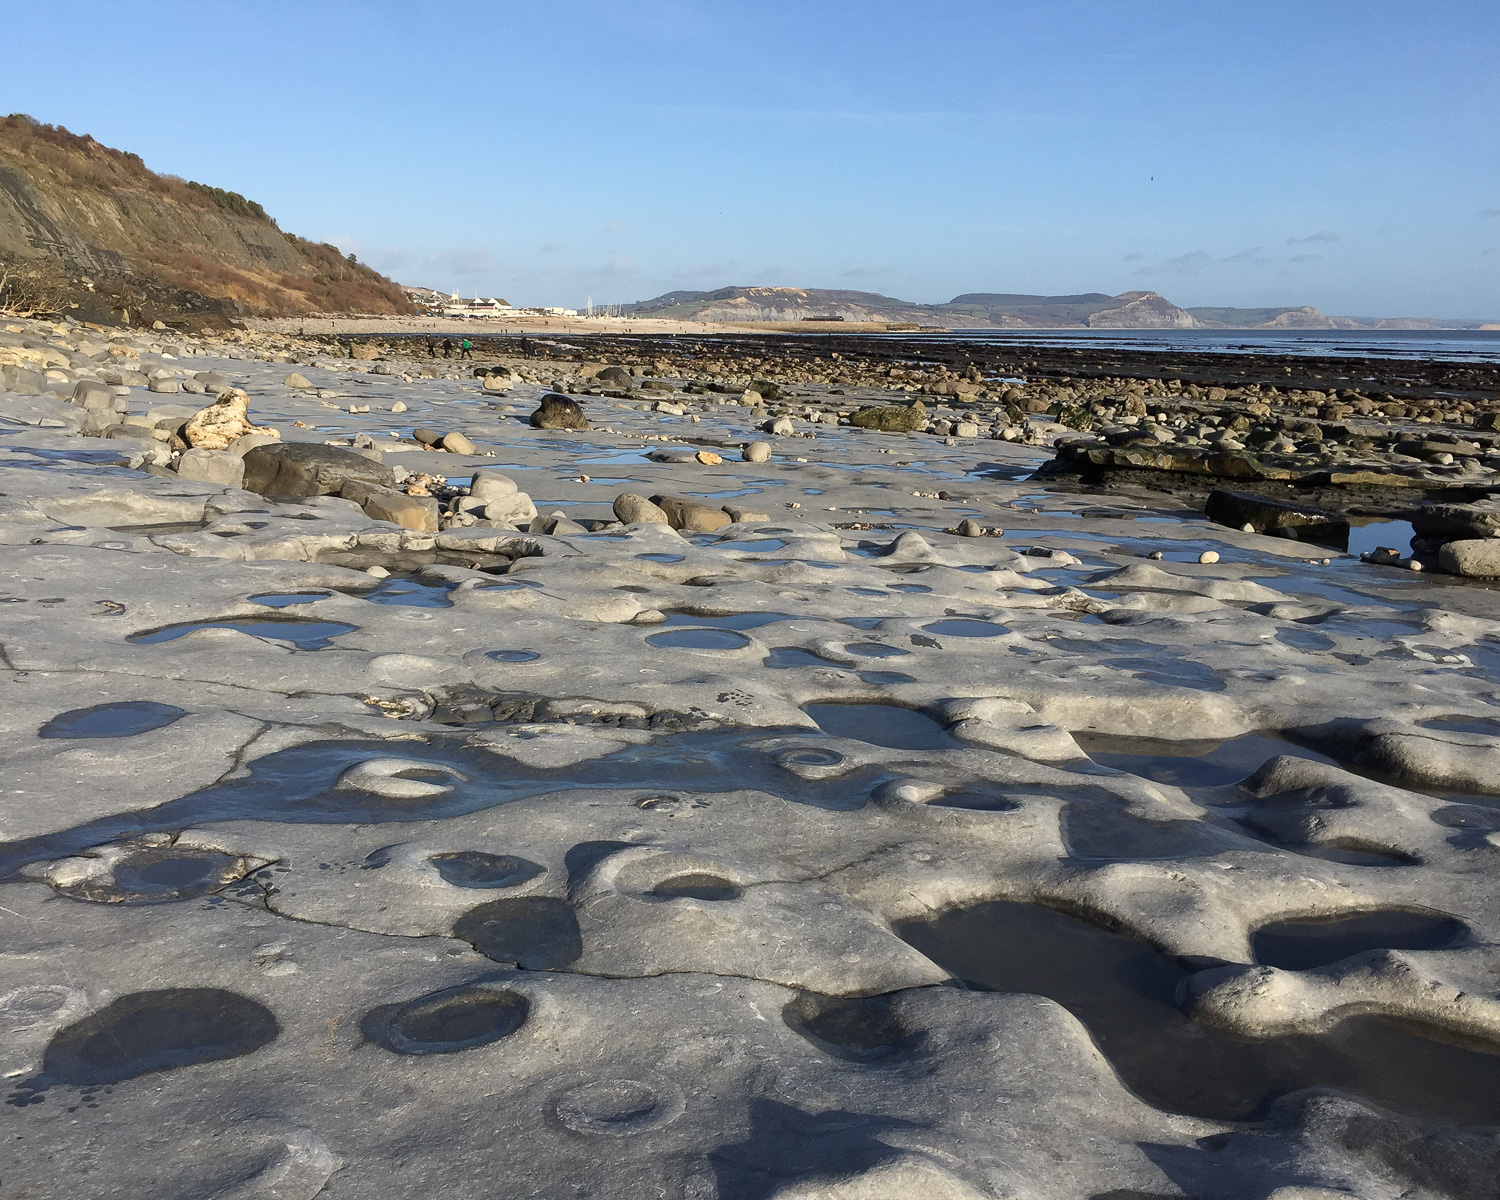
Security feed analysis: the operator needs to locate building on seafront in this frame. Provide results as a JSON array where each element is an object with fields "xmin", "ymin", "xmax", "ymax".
[
  {"xmin": 435, "ymin": 294, "xmax": 580, "ymax": 319},
  {"xmin": 440, "ymin": 294, "xmax": 513, "ymax": 318}
]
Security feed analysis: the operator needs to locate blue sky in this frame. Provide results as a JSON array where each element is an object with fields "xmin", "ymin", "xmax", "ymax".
[{"xmin": 5, "ymin": 1, "xmax": 1498, "ymax": 316}]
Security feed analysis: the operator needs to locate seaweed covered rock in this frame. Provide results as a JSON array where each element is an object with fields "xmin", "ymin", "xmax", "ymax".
[
  {"xmin": 530, "ymin": 393, "xmax": 589, "ymax": 430},
  {"xmin": 848, "ymin": 402, "xmax": 926, "ymax": 432}
]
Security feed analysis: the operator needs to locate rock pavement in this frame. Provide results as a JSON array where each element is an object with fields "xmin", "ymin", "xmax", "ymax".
[{"xmin": 1, "ymin": 315, "xmax": 1499, "ymax": 1198}]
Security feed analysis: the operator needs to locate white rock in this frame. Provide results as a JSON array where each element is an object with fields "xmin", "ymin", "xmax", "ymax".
[{"xmin": 175, "ymin": 448, "xmax": 245, "ymax": 488}]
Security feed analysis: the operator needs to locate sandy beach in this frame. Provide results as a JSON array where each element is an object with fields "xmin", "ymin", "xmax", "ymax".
[{"xmin": 245, "ymin": 314, "xmax": 916, "ymax": 338}]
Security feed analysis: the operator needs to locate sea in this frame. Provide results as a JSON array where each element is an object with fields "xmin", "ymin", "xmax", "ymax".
[{"xmin": 878, "ymin": 328, "xmax": 1500, "ymax": 364}]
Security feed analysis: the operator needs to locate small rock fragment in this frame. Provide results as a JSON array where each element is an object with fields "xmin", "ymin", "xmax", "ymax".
[
  {"xmin": 613, "ymin": 493, "xmax": 671, "ymax": 525},
  {"xmin": 183, "ymin": 389, "xmax": 279, "ymax": 451},
  {"xmin": 359, "ymin": 489, "xmax": 440, "ymax": 532},
  {"xmin": 722, "ymin": 504, "xmax": 771, "ymax": 523},
  {"xmin": 470, "ymin": 469, "xmax": 519, "ymax": 502},
  {"xmin": 650, "ymin": 494, "xmax": 733, "ymax": 533},
  {"xmin": 175, "ymin": 448, "xmax": 245, "ymax": 488}
]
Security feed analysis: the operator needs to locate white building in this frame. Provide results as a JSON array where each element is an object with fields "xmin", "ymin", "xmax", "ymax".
[{"xmin": 440, "ymin": 295, "xmax": 514, "ymax": 319}]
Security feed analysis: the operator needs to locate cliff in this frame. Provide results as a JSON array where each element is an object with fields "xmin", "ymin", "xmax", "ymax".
[
  {"xmin": 623, "ymin": 285, "xmax": 1484, "ymax": 330},
  {"xmin": 623, "ymin": 286, "xmax": 1207, "ymax": 328},
  {"xmin": 0, "ymin": 114, "xmax": 414, "ymax": 325}
]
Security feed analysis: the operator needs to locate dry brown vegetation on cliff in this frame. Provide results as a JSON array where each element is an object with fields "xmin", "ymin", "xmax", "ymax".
[{"xmin": 0, "ymin": 114, "xmax": 415, "ymax": 321}]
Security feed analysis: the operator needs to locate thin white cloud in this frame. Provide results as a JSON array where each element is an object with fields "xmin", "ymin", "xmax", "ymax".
[
  {"xmin": 1287, "ymin": 230, "xmax": 1339, "ymax": 245},
  {"xmin": 668, "ymin": 261, "xmax": 738, "ymax": 284},
  {"xmin": 1219, "ymin": 246, "xmax": 1270, "ymax": 266},
  {"xmin": 1135, "ymin": 250, "xmax": 1210, "ymax": 276},
  {"xmin": 362, "ymin": 247, "xmax": 503, "ymax": 287},
  {"xmin": 1121, "ymin": 252, "xmax": 1145, "ymax": 262},
  {"xmin": 424, "ymin": 249, "xmax": 503, "ymax": 278},
  {"xmin": 570, "ymin": 258, "xmax": 639, "ymax": 288},
  {"xmin": 1288, "ymin": 253, "xmax": 1322, "ymax": 263}
]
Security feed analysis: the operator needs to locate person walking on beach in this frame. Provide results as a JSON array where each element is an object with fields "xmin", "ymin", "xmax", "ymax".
[
  {"xmin": 442, "ymin": 338, "xmax": 453, "ymax": 359},
  {"xmin": 425, "ymin": 335, "xmax": 435, "ymax": 358},
  {"xmin": 460, "ymin": 338, "xmax": 474, "ymax": 360}
]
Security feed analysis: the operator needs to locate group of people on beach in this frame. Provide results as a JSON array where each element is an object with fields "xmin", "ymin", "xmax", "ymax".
[{"xmin": 426, "ymin": 335, "xmax": 473, "ymax": 359}]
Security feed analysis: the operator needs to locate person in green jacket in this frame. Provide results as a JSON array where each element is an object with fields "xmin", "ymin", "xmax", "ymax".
[{"xmin": 460, "ymin": 338, "xmax": 474, "ymax": 359}]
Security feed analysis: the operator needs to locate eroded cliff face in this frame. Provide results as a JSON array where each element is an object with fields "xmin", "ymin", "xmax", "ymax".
[
  {"xmin": 0, "ymin": 115, "xmax": 413, "ymax": 322},
  {"xmin": 1084, "ymin": 291, "xmax": 1200, "ymax": 329}
]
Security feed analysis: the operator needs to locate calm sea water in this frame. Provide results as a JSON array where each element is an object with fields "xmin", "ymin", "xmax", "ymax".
[{"xmin": 891, "ymin": 328, "xmax": 1500, "ymax": 364}]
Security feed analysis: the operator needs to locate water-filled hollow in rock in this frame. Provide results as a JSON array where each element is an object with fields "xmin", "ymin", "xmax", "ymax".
[
  {"xmin": 783, "ymin": 992, "xmax": 915, "ymax": 1062},
  {"xmin": 363, "ymin": 985, "xmax": 529, "ymax": 1055},
  {"xmin": 652, "ymin": 873, "xmax": 742, "ymax": 901},
  {"xmin": 430, "ymin": 851, "xmax": 544, "ymax": 889},
  {"xmin": 453, "ymin": 897, "xmax": 583, "ymax": 969},
  {"xmin": 648, "ymin": 628, "xmax": 752, "ymax": 651},
  {"xmin": 845, "ymin": 642, "xmax": 909, "ymax": 659},
  {"xmin": 764, "ymin": 647, "xmax": 842, "ymax": 669},
  {"xmin": 1074, "ymin": 732, "xmax": 1335, "ymax": 789},
  {"xmin": 27, "ymin": 988, "xmax": 278, "ymax": 1089},
  {"xmin": 356, "ymin": 576, "xmax": 455, "ymax": 608},
  {"xmin": 1251, "ymin": 909, "xmax": 1466, "ymax": 970},
  {"xmin": 895, "ymin": 899, "xmax": 1500, "ymax": 1124},
  {"xmin": 922, "ymin": 619, "xmax": 1009, "ymax": 638},
  {"xmin": 129, "ymin": 617, "xmax": 358, "ymax": 651},
  {"xmin": 39, "ymin": 701, "xmax": 186, "ymax": 739},
  {"xmin": 804, "ymin": 704, "xmax": 958, "ymax": 751},
  {"xmin": 249, "ymin": 591, "xmax": 331, "ymax": 608},
  {"xmin": 661, "ymin": 611, "xmax": 798, "ymax": 630},
  {"xmin": 56, "ymin": 846, "xmax": 247, "ymax": 904}
]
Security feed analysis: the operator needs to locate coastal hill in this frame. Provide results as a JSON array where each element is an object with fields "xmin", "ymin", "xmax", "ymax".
[
  {"xmin": 624, "ymin": 285, "xmax": 1480, "ymax": 330},
  {"xmin": 0, "ymin": 114, "xmax": 414, "ymax": 326}
]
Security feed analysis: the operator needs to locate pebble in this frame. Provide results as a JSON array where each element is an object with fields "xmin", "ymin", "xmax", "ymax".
[
  {"xmin": 742, "ymin": 441, "xmax": 771, "ymax": 463},
  {"xmin": 1198, "ymin": 550, "xmax": 1220, "ymax": 564},
  {"xmin": 366, "ymin": 565, "xmax": 391, "ymax": 578}
]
